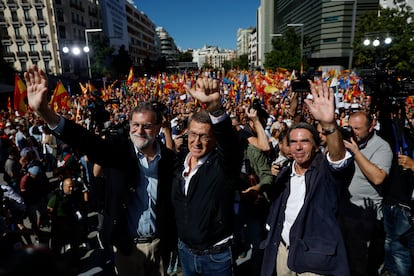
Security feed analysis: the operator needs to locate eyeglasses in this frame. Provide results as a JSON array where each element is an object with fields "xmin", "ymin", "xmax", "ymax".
[
  {"xmin": 130, "ymin": 122, "xmax": 154, "ymax": 131},
  {"xmin": 188, "ymin": 131, "xmax": 211, "ymax": 142}
]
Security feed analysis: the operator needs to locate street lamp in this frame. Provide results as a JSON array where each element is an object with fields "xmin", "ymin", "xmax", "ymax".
[
  {"xmin": 287, "ymin": 23, "xmax": 304, "ymax": 73},
  {"xmin": 332, "ymin": 0, "xmax": 357, "ymax": 71},
  {"xmin": 84, "ymin": 28, "xmax": 102, "ymax": 79}
]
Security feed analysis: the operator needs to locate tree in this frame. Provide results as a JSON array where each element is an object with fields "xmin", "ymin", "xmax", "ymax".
[
  {"xmin": 111, "ymin": 45, "xmax": 132, "ymax": 79},
  {"xmin": 353, "ymin": 6, "xmax": 414, "ymax": 73},
  {"xmin": 264, "ymin": 27, "xmax": 303, "ymax": 71},
  {"xmin": 177, "ymin": 50, "xmax": 193, "ymax": 62},
  {"xmin": 90, "ymin": 36, "xmax": 115, "ymax": 79}
]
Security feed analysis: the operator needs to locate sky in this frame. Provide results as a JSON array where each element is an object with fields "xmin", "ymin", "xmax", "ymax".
[{"xmin": 132, "ymin": 0, "xmax": 260, "ymax": 50}]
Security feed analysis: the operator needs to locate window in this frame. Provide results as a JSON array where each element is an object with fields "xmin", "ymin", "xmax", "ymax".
[
  {"xmin": 44, "ymin": 60, "xmax": 49, "ymax": 71},
  {"xmin": 36, "ymin": 8, "xmax": 43, "ymax": 20},
  {"xmin": 24, "ymin": 10, "xmax": 30, "ymax": 21},
  {"xmin": 14, "ymin": 27, "xmax": 20, "ymax": 36},
  {"xmin": 27, "ymin": 26, "xmax": 33, "ymax": 35},
  {"xmin": 11, "ymin": 11, "xmax": 18, "ymax": 21},
  {"xmin": 41, "ymin": 43, "xmax": 47, "ymax": 51},
  {"xmin": 39, "ymin": 26, "xmax": 45, "ymax": 35},
  {"xmin": 323, "ymin": 38, "xmax": 337, "ymax": 43},
  {"xmin": 58, "ymin": 25, "xmax": 66, "ymax": 39},
  {"xmin": 30, "ymin": 44, "xmax": 36, "ymax": 51},
  {"xmin": 21, "ymin": 62, "xmax": 27, "ymax": 72},
  {"xmin": 324, "ymin": 16, "xmax": 339, "ymax": 23},
  {"xmin": 17, "ymin": 45, "xmax": 23, "ymax": 52}
]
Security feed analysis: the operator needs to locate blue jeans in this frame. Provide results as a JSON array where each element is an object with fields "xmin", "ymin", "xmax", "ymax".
[
  {"xmin": 178, "ymin": 239, "xmax": 233, "ymax": 276},
  {"xmin": 383, "ymin": 203, "xmax": 412, "ymax": 275}
]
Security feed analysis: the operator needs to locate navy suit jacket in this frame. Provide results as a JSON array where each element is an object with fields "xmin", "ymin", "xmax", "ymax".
[{"xmin": 261, "ymin": 152, "xmax": 354, "ymax": 276}]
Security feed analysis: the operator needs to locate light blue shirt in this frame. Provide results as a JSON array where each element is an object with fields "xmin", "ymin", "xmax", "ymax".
[{"xmin": 127, "ymin": 143, "xmax": 161, "ymax": 237}]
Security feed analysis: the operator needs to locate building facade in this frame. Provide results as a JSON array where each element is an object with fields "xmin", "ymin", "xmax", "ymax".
[
  {"xmin": 0, "ymin": 0, "xmax": 60, "ymax": 74},
  {"xmin": 0, "ymin": 0, "xmax": 103, "ymax": 77},
  {"xmin": 237, "ymin": 27, "xmax": 254, "ymax": 56},
  {"xmin": 156, "ymin": 26, "xmax": 179, "ymax": 69},
  {"xmin": 255, "ymin": 0, "xmax": 380, "ymax": 70},
  {"xmin": 126, "ymin": 1, "xmax": 159, "ymax": 67}
]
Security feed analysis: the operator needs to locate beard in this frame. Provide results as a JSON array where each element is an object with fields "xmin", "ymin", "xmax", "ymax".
[{"xmin": 130, "ymin": 133, "xmax": 152, "ymax": 150}]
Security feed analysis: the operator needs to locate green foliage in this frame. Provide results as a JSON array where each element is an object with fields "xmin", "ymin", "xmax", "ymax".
[
  {"xmin": 264, "ymin": 28, "xmax": 303, "ymax": 71},
  {"xmin": 90, "ymin": 36, "xmax": 115, "ymax": 78},
  {"xmin": 111, "ymin": 45, "xmax": 132, "ymax": 79},
  {"xmin": 353, "ymin": 6, "xmax": 414, "ymax": 73},
  {"xmin": 177, "ymin": 50, "xmax": 193, "ymax": 62}
]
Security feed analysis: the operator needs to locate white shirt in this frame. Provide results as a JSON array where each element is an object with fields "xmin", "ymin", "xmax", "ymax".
[{"xmin": 281, "ymin": 151, "xmax": 352, "ymax": 246}]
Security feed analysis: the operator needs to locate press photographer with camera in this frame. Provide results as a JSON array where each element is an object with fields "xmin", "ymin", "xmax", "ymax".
[{"xmin": 339, "ymin": 110, "xmax": 393, "ymax": 275}]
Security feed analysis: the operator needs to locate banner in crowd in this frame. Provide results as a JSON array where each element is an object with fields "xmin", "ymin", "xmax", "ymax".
[
  {"xmin": 13, "ymin": 74, "xmax": 27, "ymax": 114},
  {"xmin": 50, "ymin": 80, "xmax": 70, "ymax": 112}
]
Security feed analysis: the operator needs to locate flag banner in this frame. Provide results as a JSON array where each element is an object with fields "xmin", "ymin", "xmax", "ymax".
[
  {"xmin": 13, "ymin": 74, "xmax": 27, "ymax": 114},
  {"xmin": 50, "ymin": 80, "xmax": 70, "ymax": 112},
  {"xmin": 127, "ymin": 67, "xmax": 134, "ymax": 86}
]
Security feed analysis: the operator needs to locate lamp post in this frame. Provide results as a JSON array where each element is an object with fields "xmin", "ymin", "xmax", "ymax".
[
  {"xmin": 332, "ymin": 0, "xmax": 357, "ymax": 71},
  {"xmin": 84, "ymin": 28, "xmax": 102, "ymax": 79},
  {"xmin": 363, "ymin": 35, "xmax": 392, "ymax": 69},
  {"xmin": 287, "ymin": 23, "xmax": 304, "ymax": 73}
]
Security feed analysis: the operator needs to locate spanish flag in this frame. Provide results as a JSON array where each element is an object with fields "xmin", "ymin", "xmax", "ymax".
[
  {"xmin": 127, "ymin": 66, "xmax": 134, "ymax": 86},
  {"xmin": 50, "ymin": 81, "xmax": 70, "ymax": 111},
  {"xmin": 79, "ymin": 82, "xmax": 88, "ymax": 94},
  {"xmin": 13, "ymin": 74, "xmax": 27, "ymax": 114}
]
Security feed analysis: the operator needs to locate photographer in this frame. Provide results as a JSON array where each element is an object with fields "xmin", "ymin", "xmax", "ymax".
[
  {"xmin": 339, "ymin": 110, "xmax": 393, "ymax": 275},
  {"xmin": 171, "ymin": 115, "xmax": 189, "ymax": 162}
]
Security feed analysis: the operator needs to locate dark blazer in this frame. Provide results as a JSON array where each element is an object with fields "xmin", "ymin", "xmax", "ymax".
[
  {"xmin": 55, "ymin": 118, "xmax": 178, "ymax": 256},
  {"xmin": 172, "ymin": 115, "xmax": 242, "ymax": 250},
  {"xmin": 261, "ymin": 152, "xmax": 354, "ymax": 276}
]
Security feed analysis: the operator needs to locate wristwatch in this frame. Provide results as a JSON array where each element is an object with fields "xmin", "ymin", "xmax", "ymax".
[{"xmin": 321, "ymin": 125, "xmax": 337, "ymax": 135}]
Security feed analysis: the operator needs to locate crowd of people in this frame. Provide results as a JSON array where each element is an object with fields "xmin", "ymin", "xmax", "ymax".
[{"xmin": 0, "ymin": 64, "xmax": 413, "ymax": 276}]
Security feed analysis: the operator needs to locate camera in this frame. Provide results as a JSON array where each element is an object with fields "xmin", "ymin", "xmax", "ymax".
[
  {"xmin": 340, "ymin": 126, "xmax": 355, "ymax": 142},
  {"xmin": 249, "ymin": 99, "xmax": 269, "ymax": 121},
  {"xmin": 291, "ymin": 73, "xmax": 311, "ymax": 93}
]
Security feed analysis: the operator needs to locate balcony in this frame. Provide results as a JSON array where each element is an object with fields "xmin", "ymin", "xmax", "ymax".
[
  {"xmin": 20, "ymin": 0, "xmax": 31, "ymax": 8},
  {"xmin": 1, "ymin": 36, "xmax": 12, "ymax": 46},
  {"xmin": 14, "ymin": 35, "xmax": 24, "ymax": 43},
  {"xmin": 39, "ymin": 33, "xmax": 49, "ymax": 42},
  {"xmin": 27, "ymin": 34, "xmax": 37, "ymax": 43},
  {"xmin": 7, "ymin": 0, "xmax": 17, "ymax": 10},
  {"xmin": 36, "ymin": 16, "xmax": 46, "ymax": 26},
  {"xmin": 29, "ymin": 50, "xmax": 39, "ymax": 57},
  {"xmin": 17, "ymin": 52, "xmax": 28, "ymax": 61},
  {"xmin": 3, "ymin": 52, "xmax": 15, "ymax": 58},
  {"xmin": 41, "ymin": 50, "xmax": 51, "ymax": 57},
  {"xmin": 33, "ymin": 0, "xmax": 44, "ymax": 8},
  {"xmin": 0, "ymin": 17, "xmax": 7, "ymax": 27},
  {"xmin": 23, "ymin": 16, "xmax": 33, "ymax": 26}
]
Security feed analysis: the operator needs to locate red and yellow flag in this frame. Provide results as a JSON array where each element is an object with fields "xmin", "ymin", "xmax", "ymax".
[
  {"xmin": 50, "ymin": 80, "xmax": 70, "ymax": 112},
  {"xmin": 127, "ymin": 66, "xmax": 134, "ymax": 86},
  {"xmin": 79, "ymin": 82, "xmax": 88, "ymax": 94},
  {"xmin": 13, "ymin": 74, "xmax": 27, "ymax": 114}
]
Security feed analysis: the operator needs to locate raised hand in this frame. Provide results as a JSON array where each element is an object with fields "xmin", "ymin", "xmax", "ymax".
[
  {"xmin": 303, "ymin": 80, "xmax": 335, "ymax": 125},
  {"xmin": 24, "ymin": 65, "xmax": 49, "ymax": 114},
  {"xmin": 184, "ymin": 74, "xmax": 221, "ymax": 112},
  {"xmin": 23, "ymin": 65, "xmax": 60, "ymax": 127}
]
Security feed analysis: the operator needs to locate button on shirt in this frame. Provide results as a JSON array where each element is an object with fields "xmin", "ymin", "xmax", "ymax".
[{"xmin": 127, "ymin": 143, "xmax": 161, "ymax": 237}]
